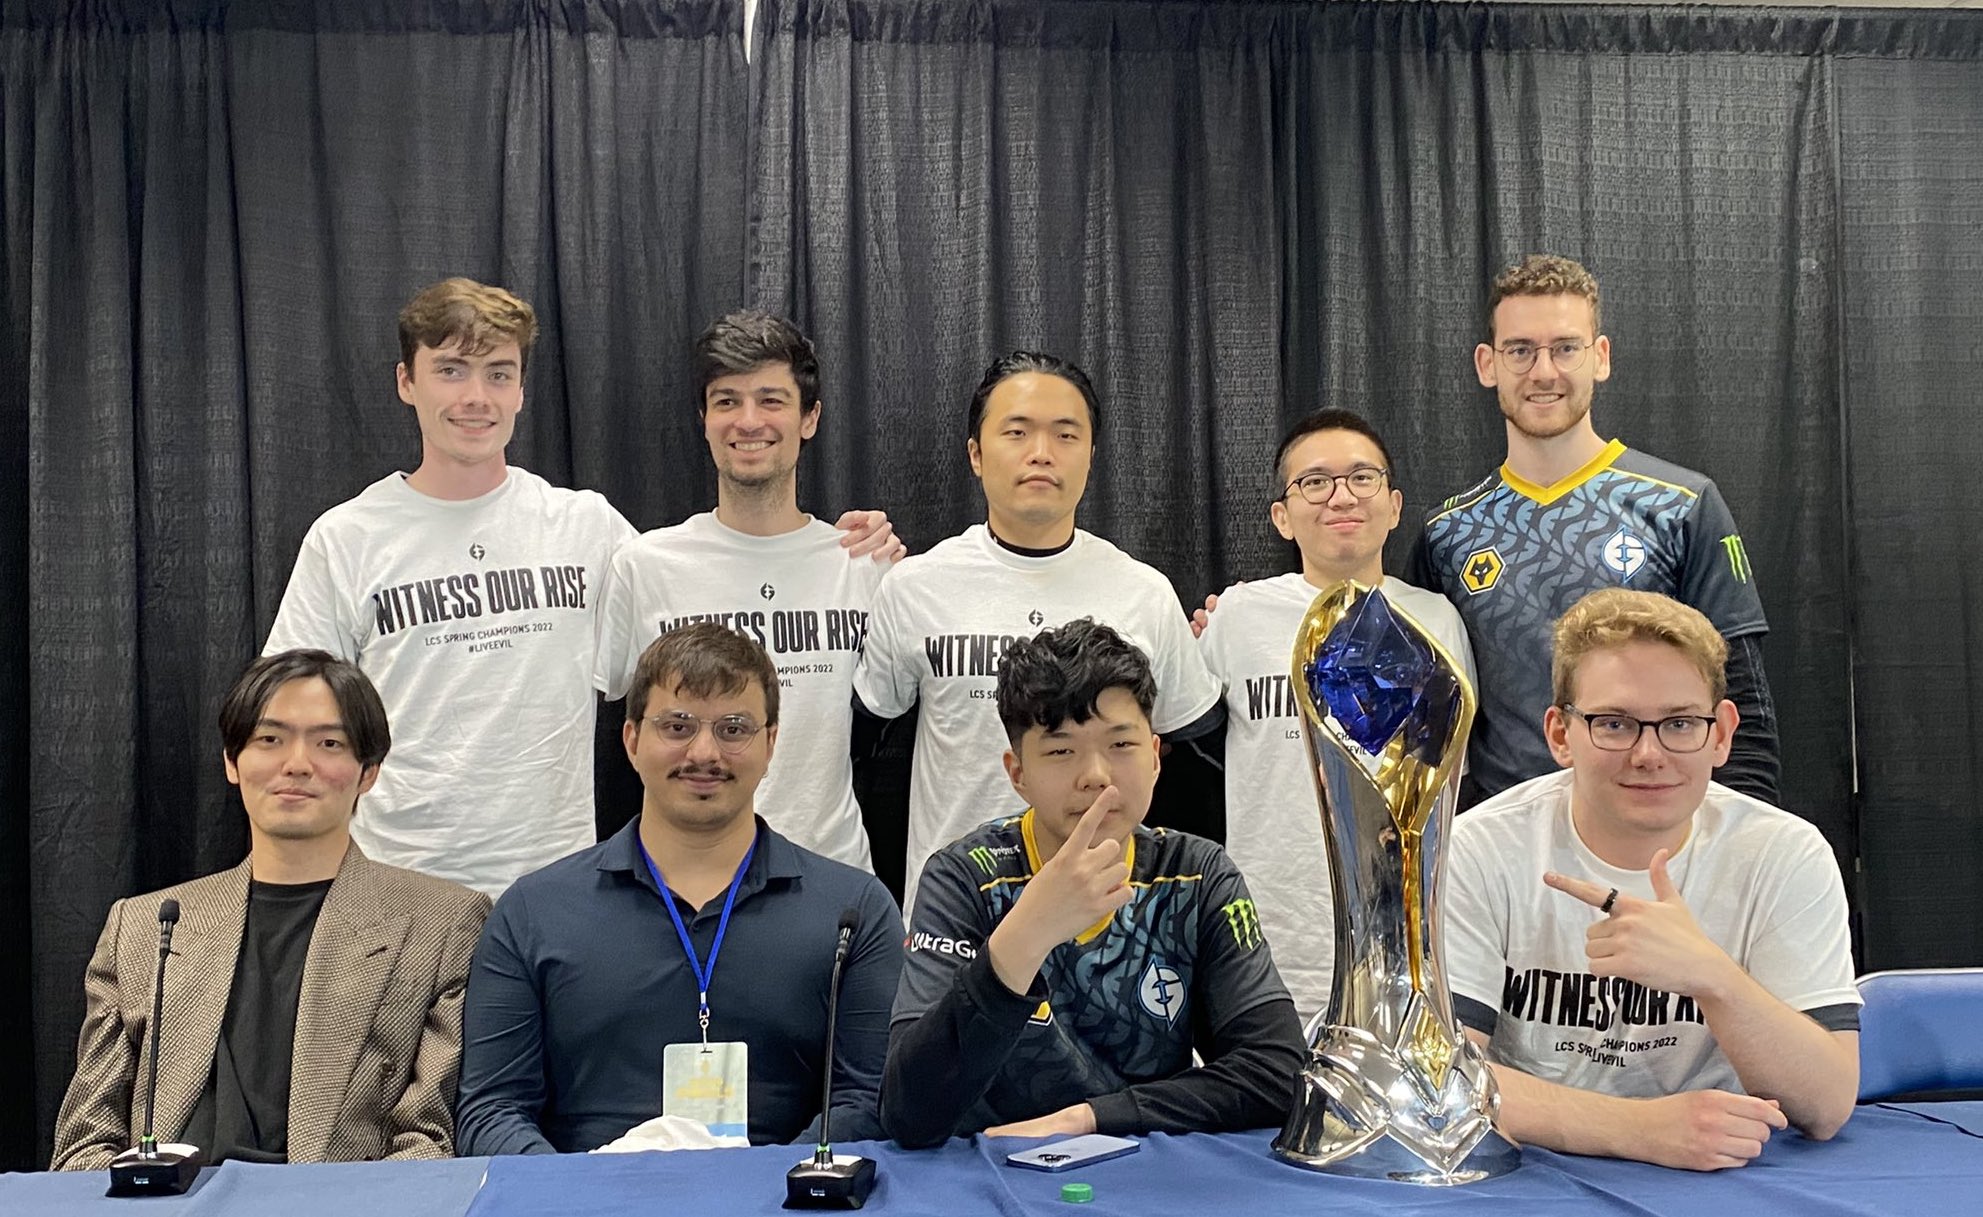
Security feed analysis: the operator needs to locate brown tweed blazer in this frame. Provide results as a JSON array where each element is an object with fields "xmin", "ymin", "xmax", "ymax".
[{"xmin": 50, "ymin": 842, "xmax": 491, "ymax": 1170}]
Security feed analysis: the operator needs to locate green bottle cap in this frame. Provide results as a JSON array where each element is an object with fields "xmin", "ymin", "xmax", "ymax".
[{"xmin": 1061, "ymin": 1182, "xmax": 1095, "ymax": 1204}]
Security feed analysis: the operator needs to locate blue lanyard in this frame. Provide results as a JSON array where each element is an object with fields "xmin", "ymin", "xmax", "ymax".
[{"xmin": 638, "ymin": 831, "xmax": 757, "ymax": 1044}]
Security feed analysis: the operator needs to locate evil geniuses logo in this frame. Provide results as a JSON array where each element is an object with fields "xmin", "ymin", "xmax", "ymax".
[
  {"xmin": 1138, "ymin": 960, "xmax": 1183, "ymax": 1025},
  {"xmin": 1602, "ymin": 527, "xmax": 1648, "ymax": 582}
]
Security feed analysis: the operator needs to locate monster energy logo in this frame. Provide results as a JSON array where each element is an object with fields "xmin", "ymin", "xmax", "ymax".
[
  {"xmin": 1222, "ymin": 899, "xmax": 1262, "ymax": 950},
  {"xmin": 1720, "ymin": 534, "xmax": 1753, "ymax": 584},
  {"xmin": 969, "ymin": 846, "xmax": 998, "ymax": 875}
]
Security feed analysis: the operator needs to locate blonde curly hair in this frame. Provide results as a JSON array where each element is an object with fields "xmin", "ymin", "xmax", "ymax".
[{"xmin": 1552, "ymin": 589, "xmax": 1727, "ymax": 706}]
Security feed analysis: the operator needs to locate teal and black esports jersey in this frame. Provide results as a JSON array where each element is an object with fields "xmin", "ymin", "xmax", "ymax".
[
  {"xmin": 882, "ymin": 811, "xmax": 1304, "ymax": 1146},
  {"xmin": 1410, "ymin": 440, "xmax": 1770, "ymax": 800}
]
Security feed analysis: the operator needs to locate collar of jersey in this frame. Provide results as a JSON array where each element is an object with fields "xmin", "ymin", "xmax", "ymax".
[
  {"xmin": 1020, "ymin": 807, "xmax": 1135, "ymax": 944},
  {"xmin": 1499, "ymin": 438, "xmax": 1627, "ymax": 506}
]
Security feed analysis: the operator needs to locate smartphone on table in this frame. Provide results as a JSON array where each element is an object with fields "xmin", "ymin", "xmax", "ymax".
[{"xmin": 1005, "ymin": 1134, "xmax": 1141, "ymax": 1172}]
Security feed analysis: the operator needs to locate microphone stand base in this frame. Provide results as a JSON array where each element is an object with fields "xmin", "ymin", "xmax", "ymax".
[
  {"xmin": 783, "ymin": 1154, "xmax": 877, "ymax": 1209},
  {"xmin": 107, "ymin": 1144, "xmax": 205, "ymax": 1196}
]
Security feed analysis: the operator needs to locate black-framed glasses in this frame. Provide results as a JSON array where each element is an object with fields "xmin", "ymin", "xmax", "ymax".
[
  {"xmin": 1496, "ymin": 339, "xmax": 1594, "ymax": 375},
  {"xmin": 641, "ymin": 712, "xmax": 765, "ymax": 754},
  {"xmin": 1561, "ymin": 705, "xmax": 1716, "ymax": 754},
  {"xmin": 1282, "ymin": 467, "xmax": 1390, "ymax": 505}
]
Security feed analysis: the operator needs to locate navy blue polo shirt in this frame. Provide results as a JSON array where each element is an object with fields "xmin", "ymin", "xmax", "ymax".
[{"xmin": 456, "ymin": 817, "xmax": 904, "ymax": 1154}]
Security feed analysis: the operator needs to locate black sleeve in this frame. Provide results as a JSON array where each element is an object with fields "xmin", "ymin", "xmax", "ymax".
[
  {"xmin": 850, "ymin": 689, "xmax": 894, "ymax": 723},
  {"xmin": 455, "ymin": 895, "xmax": 558, "ymax": 1156},
  {"xmin": 851, "ymin": 699, "xmax": 916, "ymax": 905},
  {"xmin": 1162, "ymin": 700, "xmax": 1226, "ymax": 743},
  {"xmin": 848, "ymin": 692, "xmax": 896, "ymax": 765},
  {"xmin": 1676, "ymin": 482, "xmax": 1775, "ymax": 802},
  {"xmin": 881, "ymin": 954, "xmax": 1042, "ymax": 1149},
  {"xmin": 1086, "ymin": 996, "xmax": 1305, "ymax": 1136},
  {"xmin": 1406, "ymin": 528, "xmax": 1441, "ymax": 594},
  {"xmin": 1087, "ymin": 856, "xmax": 1305, "ymax": 1135},
  {"xmin": 1454, "ymin": 993, "xmax": 1499, "ymax": 1037},
  {"xmin": 1147, "ymin": 718, "xmax": 1226, "ymax": 844},
  {"xmin": 1804, "ymin": 1003, "xmax": 1861, "ymax": 1033},
  {"xmin": 880, "ymin": 853, "xmax": 1031, "ymax": 1148},
  {"xmin": 1714, "ymin": 633, "xmax": 1781, "ymax": 804}
]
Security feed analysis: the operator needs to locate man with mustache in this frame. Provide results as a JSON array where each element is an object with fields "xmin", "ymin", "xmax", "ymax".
[
  {"xmin": 597, "ymin": 312, "xmax": 903, "ymax": 875},
  {"xmin": 1409, "ymin": 255, "xmax": 1778, "ymax": 805},
  {"xmin": 854, "ymin": 352, "xmax": 1223, "ymax": 911},
  {"xmin": 456, "ymin": 622, "xmax": 904, "ymax": 1153}
]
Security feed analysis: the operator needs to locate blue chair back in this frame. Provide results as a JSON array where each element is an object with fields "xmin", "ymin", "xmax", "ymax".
[{"xmin": 1857, "ymin": 968, "xmax": 1983, "ymax": 1101}]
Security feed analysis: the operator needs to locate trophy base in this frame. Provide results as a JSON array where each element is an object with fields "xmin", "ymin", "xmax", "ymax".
[
  {"xmin": 1274, "ymin": 1125, "xmax": 1519, "ymax": 1185},
  {"xmin": 1271, "ymin": 1025, "xmax": 1520, "ymax": 1185}
]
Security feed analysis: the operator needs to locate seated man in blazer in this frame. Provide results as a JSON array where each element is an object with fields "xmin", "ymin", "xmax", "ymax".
[{"xmin": 51, "ymin": 650, "xmax": 491, "ymax": 1168}]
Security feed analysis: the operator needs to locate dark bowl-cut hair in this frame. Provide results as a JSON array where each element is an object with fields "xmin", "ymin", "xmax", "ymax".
[
  {"xmin": 995, "ymin": 618, "xmax": 1157, "ymax": 747},
  {"xmin": 219, "ymin": 650, "xmax": 391, "ymax": 770},
  {"xmin": 966, "ymin": 351, "xmax": 1102, "ymax": 442},
  {"xmin": 1272, "ymin": 408, "xmax": 1398, "ymax": 493},
  {"xmin": 626, "ymin": 621, "xmax": 782, "ymax": 729},
  {"xmin": 695, "ymin": 310, "xmax": 822, "ymax": 416}
]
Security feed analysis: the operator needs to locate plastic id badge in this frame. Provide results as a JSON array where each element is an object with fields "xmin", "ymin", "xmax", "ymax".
[
  {"xmin": 663, "ymin": 1041, "xmax": 749, "ymax": 1139},
  {"xmin": 1005, "ymin": 1134, "xmax": 1141, "ymax": 1172}
]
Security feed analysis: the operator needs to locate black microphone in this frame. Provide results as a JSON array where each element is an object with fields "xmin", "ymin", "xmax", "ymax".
[
  {"xmin": 817, "ymin": 908, "xmax": 859, "ymax": 1151},
  {"xmin": 784, "ymin": 908, "xmax": 877, "ymax": 1209},
  {"xmin": 832, "ymin": 907, "xmax": 857, "ymax": 968},
  {"xmin": 108, "ymin": 899, "xmax": 205, "ymax": 1196}
]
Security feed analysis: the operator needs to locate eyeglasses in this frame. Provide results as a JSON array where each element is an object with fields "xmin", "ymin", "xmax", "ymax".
[
  {"xmin": 1282, "ymin": 467, "xmax": 1390, "ymax": 505},
  {"xmin": 1496, "ymin": 339, "xmax": 1594, "ymax": 375},
  {"xmin": 641, "ymin": 712, "xmax": 765, "ymax": 754},
  {"xmin": 1561, "ymin": 705, "xmax": 1716, "ymax": 754}
]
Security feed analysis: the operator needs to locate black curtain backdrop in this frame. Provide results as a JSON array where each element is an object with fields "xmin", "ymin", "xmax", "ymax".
[
  {"xmin": 0, "ymin": 0, "xmax": 752, "ymax": 1167},
  {"xmin": 752, "ymin": 0, "xmax": 1285, "ymax": 583},
  {"xmin": 3, "ymin": 0, "xmax": 1980, "ymax": 1171},
  {"xmin": 1837, "ymin": 48, "xmax": 1983, "ymax": 971},
  {"xmin": 754, "ymin": 0, "xmax": 1856, "ymax": 918}
]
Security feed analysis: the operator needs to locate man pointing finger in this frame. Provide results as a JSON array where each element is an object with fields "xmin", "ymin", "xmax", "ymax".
[
  {"xmin": 1442, "ymin": 588, "xmax": 1859, "ymax": 1171},
  {"xmin": 881, "ymin": 620, "xmax": 1304, "ymax": 1147}
]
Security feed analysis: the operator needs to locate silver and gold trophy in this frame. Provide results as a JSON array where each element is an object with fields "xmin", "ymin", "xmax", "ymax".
[{"xmin": 1271, "ymin": 582, "xmax": 1518, "ymax": 1184}]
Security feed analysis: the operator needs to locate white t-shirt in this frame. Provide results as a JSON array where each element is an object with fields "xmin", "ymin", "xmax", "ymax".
[
  {"xmin": 1198, "ymin": 573, "xmax": 1475, "ymax": 1023},
  {"xmin": 853, "ymin": 525, "xmax": 1223, "ymax": 909},
  {"xmin": 265, "ymin": 467, "xmax": 636, "ymax": 895},
  {"xmin": 1444, "ymin": 770, "xmax": 1860, "ymax": 1098},
  {"xmin": 594, "ymin": 512, "xmax": 885, "ymax": 870}
]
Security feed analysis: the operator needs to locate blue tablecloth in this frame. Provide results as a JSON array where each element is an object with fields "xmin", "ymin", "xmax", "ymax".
[
  {"xmin": 0, "ymin": 1153, "xmax": 488, "ymax": 1216},
  {"xmin": 8, "ymin": 1104, "xmax": 1980, "ymax": 1216}
]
